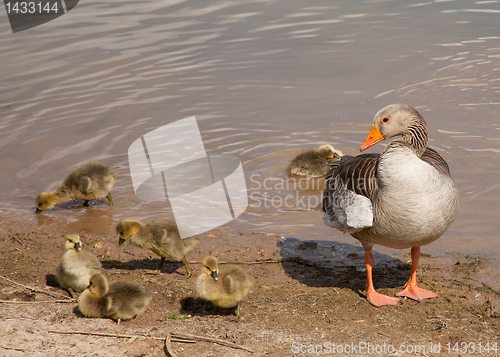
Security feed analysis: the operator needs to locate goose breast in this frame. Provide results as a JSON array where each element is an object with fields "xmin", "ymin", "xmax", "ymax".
[{"xmin": 355, "ymin": 146, "xmax": 459, "ymax": 249}]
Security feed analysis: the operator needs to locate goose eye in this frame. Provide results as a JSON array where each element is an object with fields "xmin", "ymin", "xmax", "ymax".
[{"xmin": 382, "ymin": 117, "xmax": 389, "ymax": 123}]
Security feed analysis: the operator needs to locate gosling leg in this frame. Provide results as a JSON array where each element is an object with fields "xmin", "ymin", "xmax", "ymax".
[
  {"xmin": 66, "ymin": 287, "xmax": 76, "ymax": 299},
  {"xmin": 83, "ymin": 200, "xmax": 90, "ymax": 207},
  {"xmin": 146, "ymin": 257, "xmax": 165, "ymax": 275},
  {"xmin": 236, "ymin": 303, "xmax": 241, "ymax": 319},
  {"xmin": 180, "ymin": 256, "xmax": 192, "ymax": 279},
  {"xmin": 106, "ymin": 192, "xmax": 114, "ymax": 207},
  {"xmin": 157, "ymin": 257, "xmax": 165, "ymax": 272}
]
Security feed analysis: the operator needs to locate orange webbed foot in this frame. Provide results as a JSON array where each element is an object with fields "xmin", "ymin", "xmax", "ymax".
[
  {"xmin": 396, "ymin": 285, "xmax": 437, "ymax": 301},
  {"xmin": 367, "ymin": 291, "xmax": 400, "ymax": 307}
]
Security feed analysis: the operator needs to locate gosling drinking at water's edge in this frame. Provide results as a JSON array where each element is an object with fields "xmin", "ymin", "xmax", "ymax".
[
  {"xmin": 35, "ymin": 161, "xmax": 116, "ymax": 212},
  {"xmin": 116, "ymin": 219, "xmax": 200, "ymax": 278}
]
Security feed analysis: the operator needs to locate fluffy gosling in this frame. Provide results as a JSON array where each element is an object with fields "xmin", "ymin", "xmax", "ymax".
[
  {"xmin": 196, "ymin": 256, "xmax": 254, "ymax": 318},
  {"xmin": 36, "ymin": 161, "xmax": 117, "ymax": 212},
  {"xmin": 56, "ymin": 233, "xmax": 101, "ymax": 298},
  {"xmin": 287, "ymin": 145, "xmax": 342, "ymax": 177},
  {"xmin": 116, "ymin": 219, "xmax": 199, "ymax": 278},
  {"xmin": 78, "ymin": 273, "xmax": 152, "ymax": 323}
]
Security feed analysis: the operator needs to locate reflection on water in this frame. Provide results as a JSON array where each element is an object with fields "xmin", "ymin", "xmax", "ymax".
[{"xmin": 0, "ymin": 0, "xmax": 499, "ymax": 273}]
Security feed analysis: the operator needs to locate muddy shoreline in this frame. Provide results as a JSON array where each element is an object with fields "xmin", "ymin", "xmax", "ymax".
[{"xmin": 0, "ymin": 216, "xmax": 499, "ymax": 356}]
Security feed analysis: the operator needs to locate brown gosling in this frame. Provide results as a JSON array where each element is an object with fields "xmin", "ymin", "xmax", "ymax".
[
  {"xmin": 196, "ymin": 256, "xmax": 254, "ymax": 318},
  {"xmin": 116, "ymin": 219, "xmax": 200, "ymax": 278},
  {"xmin": 36, "ymin": 161, "xmax": 117, "ymax": 212},
  {"xmin": 55, "ymin": 233, "xmax": 101, "ymax": 298},
  {"xmin": 287, "ymin": 145, "xmax": 343, "ymax": 177},
  {"xmin": 78, "ymin": 273, "xmax": 152, "ymax": 324}
]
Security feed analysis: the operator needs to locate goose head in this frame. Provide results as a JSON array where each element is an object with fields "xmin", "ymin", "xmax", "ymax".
[
  {"xmin": 35, "ymin": 191, "xmax": 58, "ymax": 212},
  {"xmin": 87, "ymin": 274, "xmax": 108, "ymax": 297},
  {"xmin": 360, "ymin": 104, "xmax": 427, "ymax": 152},
  {"xmin": 116, "ymin": 219, "xmax": 142, "ymax": 245},
  {"xmin": 317, "ymin": 145, "xmax": 342, "ymax": 160},
  {"xmin": 65, "ymin": 233, "xmax": 82, "ymax": 251},
  {"xmin": 201, "ymin": 256, "xmax": 219, "ymax": 281}
]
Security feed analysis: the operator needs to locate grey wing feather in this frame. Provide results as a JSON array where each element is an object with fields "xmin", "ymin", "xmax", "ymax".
[
  {"xmin": 421, "ymin": 147, "xmax": 450, "ymax": 175},
  {"xmin": 323, "ymin": 154, "xmax": 379, "ymax": 233},
  {"xmin": 328, "ymin": 186, "xmax": 373, "ymax": 233}
]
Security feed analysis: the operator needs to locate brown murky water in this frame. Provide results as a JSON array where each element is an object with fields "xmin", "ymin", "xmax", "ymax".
[{"xmin": 1, "ymin": 0, "xmax": 499, "ymax": 284}]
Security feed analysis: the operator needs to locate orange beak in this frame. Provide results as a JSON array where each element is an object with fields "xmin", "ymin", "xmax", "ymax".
[{"xmin": 360, "ymin": 125, "xmax": 384, "ymax": 152}]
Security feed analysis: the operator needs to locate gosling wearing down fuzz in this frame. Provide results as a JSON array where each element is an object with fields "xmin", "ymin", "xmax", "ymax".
[
  {"xmin": 116, "ymin": 219, "xmax": 199, "ymax": 278},
  {"xmin": 196, "ymin": 256, "xmax": 253, "ymax": 318},
  {"xmin": 36, "ymin": 161, "xmax": 116, "ymax": 212},
  {"xmin": 55, "ymin": 233, "xmax": 101, "ymax": 298},
  {"xmin": 287, "ymin": 145, "xmax": 343, "ymax": 177},
  {"xmin": 78, "ymin": 273, "xmax": 152, "ymax": 323}
]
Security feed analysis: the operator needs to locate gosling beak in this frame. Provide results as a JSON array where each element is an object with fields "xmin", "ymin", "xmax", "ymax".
[
  {"xmin": 333, "ymin": 152, "xmax": 341, "ymax": 159},
  {"xmin": 74, "ymin": 242, "xmax": 82, "ymax": 251},
  {"xmin": 35, "ymin": 208, "xmax": 42, "ymax": 214},
  {"xmin": 210, "ymin": 270, "xmax": 219, "ymax": 281},
  {"xmin": 118, "ymin": 238, "xmax": 125, "ymax": 246},
  {"xmin": 360, "ymin": 125, "xmax": 384, "ymax": 152}
]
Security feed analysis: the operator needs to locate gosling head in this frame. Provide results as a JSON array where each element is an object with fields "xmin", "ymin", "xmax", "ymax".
[
  {"xmin": 317, "ymin": 145, "xmax": 341, "ymax": 160},
  {"xmin": 35, "ymin": 191, "xmax": 58, "ymax": 213},
  {"xmin": 87, "ymin": 274, "xmax": 108, "ymax": 297},
  {"xmin": 65, "ymin": 233, "xmax": 82, "ymax": 251},
  {"xmin": 116, "ymin": 219, "xmax": 142, "ymax": 246},
  {"xmin": 202, "ymin": 256, "xmax": 219, "ymax": 281}
]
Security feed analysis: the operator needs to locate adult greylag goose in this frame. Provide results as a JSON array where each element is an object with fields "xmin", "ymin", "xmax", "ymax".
[
  {"xmin": 287, "ymin": 145, "xmax": 343, "ymax": 177},
  {"xmin": 322, "ymin": 104, "xmax": 459, "ymax": 307}
]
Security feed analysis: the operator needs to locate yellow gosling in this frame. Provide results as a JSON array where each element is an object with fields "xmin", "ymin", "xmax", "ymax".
[
  {"xmin": 36, "ymin": 161, "xmax": 116, "ymax": 212},
  {"xmin": 55, "ymin": 233, "xmax": 101, "ymax": 298},
  {"xmin": 196, "ymin": 256, "xmax": 254, "ymax": 318},
  {"xmin": 78, "ymin": 273, "xmax": 152, "ymax": 324},
  {"xmin": 287, "ymin": 145, "xmax": 343, "ymax": 177},
  {"xmin": 116, "ymin": 219, "xmax": 199, "ymax": 278}
]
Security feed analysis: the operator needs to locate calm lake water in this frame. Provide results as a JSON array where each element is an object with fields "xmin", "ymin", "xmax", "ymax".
[{"xmin": 1, "ymin": 1, "xmax": 499, "ymax": 280}]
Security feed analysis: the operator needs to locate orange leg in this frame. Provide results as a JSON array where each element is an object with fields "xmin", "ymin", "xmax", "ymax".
[
  {"xmin": 365, "ymin": 252, "xmax": 399, "ymax": 307},
  {"xmin": 396, "ymin": 247, "xmax": 437, "ymax": 301}
]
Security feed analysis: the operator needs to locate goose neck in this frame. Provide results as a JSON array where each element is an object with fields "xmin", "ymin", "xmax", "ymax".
[{"xmin": 395, "ymin": 121, "xmax": 428, "ymax": 157}]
